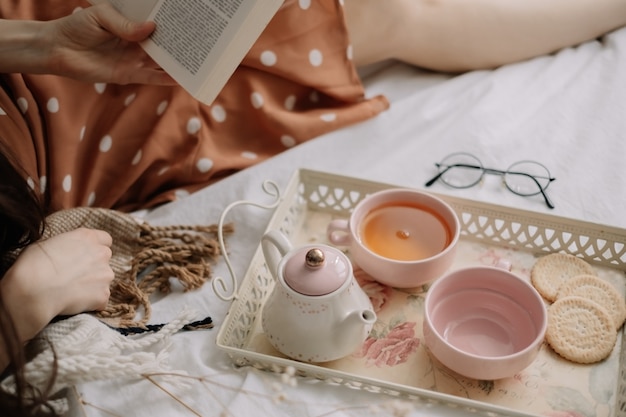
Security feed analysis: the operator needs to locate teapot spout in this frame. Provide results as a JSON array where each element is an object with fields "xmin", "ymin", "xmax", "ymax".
[
  {"xmin": 355, "ymin": 309, "xmax": 377, "ymax": 325},
  {"xmin": 336, "ymin": 308, "xmax": 377, "ymax": 350}
]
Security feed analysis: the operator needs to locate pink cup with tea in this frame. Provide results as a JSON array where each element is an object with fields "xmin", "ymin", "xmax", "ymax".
[{"xmin": 326, "ymin": 188, "xmax": 460, "ymax": 288}]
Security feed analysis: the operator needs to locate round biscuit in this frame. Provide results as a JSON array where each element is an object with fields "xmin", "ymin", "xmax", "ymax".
[
  {"xmin": 531, "ymin": 253, "xmax": 595, "ymax": 302},
  {"xmin": 557, "ymin": 274, "xmax": 626, "ymax": 330},
  {"xmin": 545, "ymin": 296, "xmax": 616, "ymax": 364}
]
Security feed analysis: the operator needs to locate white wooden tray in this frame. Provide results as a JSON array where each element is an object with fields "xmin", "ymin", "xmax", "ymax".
[{"xmin": 216, "ymin": 169, "xmax": 626, "ymax": 417}]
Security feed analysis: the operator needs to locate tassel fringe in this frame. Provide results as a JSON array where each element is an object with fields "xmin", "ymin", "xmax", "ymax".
[{"xmin": 98, "ymin": 222, "xmax": 234, "ymax": 327}]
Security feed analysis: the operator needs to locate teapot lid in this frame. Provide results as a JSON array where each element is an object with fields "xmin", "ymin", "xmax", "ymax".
[{"xmin": 283, "ymin": 246, "xmax": 350, "ymax": 296}]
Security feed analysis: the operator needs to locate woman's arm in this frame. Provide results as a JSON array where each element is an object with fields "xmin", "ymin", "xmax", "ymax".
[
  {"xmin": 0, "ymin": 3, "xmax": 176, "ymax": 85},
  {"xmin": 0, "ymin": 19, "xmax": 48, "ymax": 75}
]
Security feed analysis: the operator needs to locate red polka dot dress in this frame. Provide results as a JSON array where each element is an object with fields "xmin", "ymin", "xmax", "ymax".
[{"xmin": 0, "ymin": 0, "xmax": 389, "ymax": 213}]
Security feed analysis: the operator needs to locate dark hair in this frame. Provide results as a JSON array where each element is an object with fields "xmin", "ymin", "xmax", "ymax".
[
  {"xmin": 0, "ymin": 152, "xmax": 46, "ymax": 272},
  {"xmin": 0, "ymin": 144, "xmax": 52, "ymax": 416}
]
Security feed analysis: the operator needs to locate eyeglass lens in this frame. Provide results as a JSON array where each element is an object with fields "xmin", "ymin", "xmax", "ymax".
[
  {"xmin": 503, "ymin": 160, "xmax": 552, "ymax": 196},
  {"xmin": 438, "ymin": 153, "xmax": 484, "ymax": 188}
]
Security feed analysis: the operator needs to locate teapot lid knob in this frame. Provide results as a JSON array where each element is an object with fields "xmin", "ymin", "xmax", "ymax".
[
  {"xmin": 283, "ymin": 245, "xmax": 350, "ymax": 296},
  {"xmin": 305, "ymin": 248, "xmax": 325, "ymax": 268}
]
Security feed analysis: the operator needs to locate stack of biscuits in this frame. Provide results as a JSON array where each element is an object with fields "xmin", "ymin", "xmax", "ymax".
[{"xmin": 531, "ymin": 253, "xmax": 626, "ymax": 364}]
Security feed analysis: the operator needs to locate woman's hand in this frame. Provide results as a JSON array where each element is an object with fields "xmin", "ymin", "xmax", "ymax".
[
  {"xmin": 0, "ymin": 3, "xmax": 176, "ymax": 85},
  {"xmin": 0, "ymin": 228, "xmax": 115, "ymax": 344},
  {"xmin": 45, "ymin": 3, "xmax": 176, "ymax": 85}
]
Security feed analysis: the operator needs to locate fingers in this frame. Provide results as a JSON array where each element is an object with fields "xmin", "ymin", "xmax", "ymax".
[
  {"xmin": 91, "ymin": 283, "xmax": 112, "ymax": 312},
  {"xmin": 57, "ymin": 228, "xmax": 115, "ymax": 314},
  {"xmin": 92, "ymin": 7, "xmax": 178, "ymax": 86},
  {"xmin": 113, "ymin": 63, "xmax": 178, "ymax": 86},
  {"xmin": 138, "ymin": 56, "xmax": 178, "ymax": 85},
  {"xmin": 114, "ymin": 48, "xmax": 178, "ymax": 85},
  {"xmin": 72, "ymin": 227, "xmax": 113, "ymax": 247},
  {"xmin": 64, "ymin": 3, "xmax": 178, "ymax": 86},
  {"xmin": 93, "ymin": 229, "xmax": 113, "ymax": 247},
  {"xmin": 84, "ymin": 229, "xmax": 114, "ymax": 311},
  {"xmin": 90, "ymin": 3, "xmax": 156, "ymax": 42},
  {"xmin": 130, "ymin": 69, "xmax": 178, "ymax": 86}
]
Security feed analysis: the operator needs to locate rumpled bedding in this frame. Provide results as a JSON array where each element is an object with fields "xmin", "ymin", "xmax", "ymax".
[{"xmin": 70, "ymin": 26, "xmax": 626, "ymax": 417}]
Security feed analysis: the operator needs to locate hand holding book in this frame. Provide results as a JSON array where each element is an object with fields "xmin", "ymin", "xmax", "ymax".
[{"xmin": 89, "ymin": 0, "xmax": 283, "ymax": 104}]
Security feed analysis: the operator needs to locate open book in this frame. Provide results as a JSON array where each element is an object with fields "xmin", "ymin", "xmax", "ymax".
[{"xmin": 88, "ymin": 0, "xmax": 283, "ymax": 105}]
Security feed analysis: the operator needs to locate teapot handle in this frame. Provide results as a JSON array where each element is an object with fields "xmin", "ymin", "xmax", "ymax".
[
  {"xmin": 261, "ymin": 230, "xmax": 293, "ymax": 281},
  {"xmin": 213, "ymin": 180, "xmax": 282, "ymax": 302}
]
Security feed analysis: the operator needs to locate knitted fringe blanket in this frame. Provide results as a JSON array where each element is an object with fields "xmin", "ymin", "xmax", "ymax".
[
  {"xmin": 1, "ymin": 311, "xmax": 197, "ymax": 415},
  {"xmin": 43, "ymin": 207, "xmax": 233, "ymax": 328},
  {"xmin": 1, "ymin": 207, "xmax": 233, "ymax": 415}
]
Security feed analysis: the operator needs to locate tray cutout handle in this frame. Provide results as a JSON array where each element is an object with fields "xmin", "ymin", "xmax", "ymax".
[{"xmin": 213, "ymin": 180, "xmax": 283, "ymax": 302}]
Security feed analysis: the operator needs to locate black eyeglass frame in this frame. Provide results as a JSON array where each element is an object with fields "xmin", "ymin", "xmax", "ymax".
[{"xmin": 425, "ymin": 153, "xmax": 556, "ymax": 209}]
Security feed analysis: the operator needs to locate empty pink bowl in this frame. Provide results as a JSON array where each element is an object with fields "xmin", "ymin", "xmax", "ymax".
[{"xmin": 423, "ymin": 266, "xmax": 547, "ymax": 380}]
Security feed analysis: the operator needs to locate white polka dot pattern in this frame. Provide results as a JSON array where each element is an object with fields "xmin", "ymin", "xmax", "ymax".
[
  {"xmin": 132, "ymin": 150, "xmax": 142, "ymax": 166},
  {"xmin": 62, "ymin": 175, "xmax": 72, "ymax": 192},
  {"xmin": 157, "ymin": 100, "xmax": 169, "ymax": 115},
  {"xmin": 281, "ymin": 135, "xmax": 296, "ymax": 147},
  {"xmin": 39, "ymin": 177, "xmax": 47, "ymax": 195},
  {"xmin": 320, "ymin": 113, "xmax": 337, "ymax": 122},
  {"xmin": 125, "ymin": 93, "xmax": 136, "ymax": 106},
  {"xmin": 197, "ymin": 158, "xmax": 213, "ymax": 173},
  {"xmin": 47, "ymin": 98, "xmax": 59, "ymax": 113},
  {"xmin": 284, "ymin": 95, "xmax": 296, "ymax": 110},
  {"xmin": 211, "ymin": 105, "xmax": 227, "ymax": 122},
  {"xmin": 309, "ymin": 49, "xmax": 323, "ymax": 67},
  {"xmin": 99, "ymin": 135, "xmax": 113, "ymax": 152},
  {"xmin": 260, "ymin": 50, "xmax": 277, "ymax": 66},
  {"xmin": 17, "ymin": 98, "xmax": 28, "ymax": 113},
  {"xmin": 251, "ymin": 92, "xmax": 264, "ymax": 109},
  {"xmin": 187, "ymin": 117, "xmax": 202, "ymax": 134},
  {"xmin": 0, "ymin": 0, "xmax": 389, "ymax": 211}
]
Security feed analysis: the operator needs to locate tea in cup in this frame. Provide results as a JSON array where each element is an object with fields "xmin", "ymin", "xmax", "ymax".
[{"xmin": 326, "ymin": 188, "xmax": 460, "ymax": 288}]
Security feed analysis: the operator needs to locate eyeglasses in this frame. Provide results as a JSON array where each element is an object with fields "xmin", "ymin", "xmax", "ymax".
[{"xmin": 425, "ymin": 152, "xmax": 556, "ymax": 209}]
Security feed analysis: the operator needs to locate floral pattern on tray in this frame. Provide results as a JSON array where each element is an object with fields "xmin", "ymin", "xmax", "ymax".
[{"xmin": 244, "ymin": 209, "xmax": 625, "ymax": 417}]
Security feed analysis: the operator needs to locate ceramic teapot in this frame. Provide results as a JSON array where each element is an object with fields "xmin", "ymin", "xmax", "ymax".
[{"xmin": 261, "ymin": 230, "xmax": 377, "ymax": 363}]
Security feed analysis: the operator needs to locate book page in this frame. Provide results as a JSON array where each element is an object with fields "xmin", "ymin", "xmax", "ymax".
[
  {"xmin": 139, "ymin": 0, "xmax": 257, "ymax": 94},
  {"xmin": 89, "ymin": 0, "xmax": 282, "ymax": 104},
  {"xmin": 149, "ymin": 0, "xmax": 242, "ymax": 77}
]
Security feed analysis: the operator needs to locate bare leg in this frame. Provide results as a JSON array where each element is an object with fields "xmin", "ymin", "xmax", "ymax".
[{"xmin": 344, "ymin": 0, "xmax": 626, "ymax": 72}]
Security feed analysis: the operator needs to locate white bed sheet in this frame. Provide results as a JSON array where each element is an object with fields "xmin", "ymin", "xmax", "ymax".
[{"xmin": 72, "ymin": 26, "xmax": 626, "ymax": 417}]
